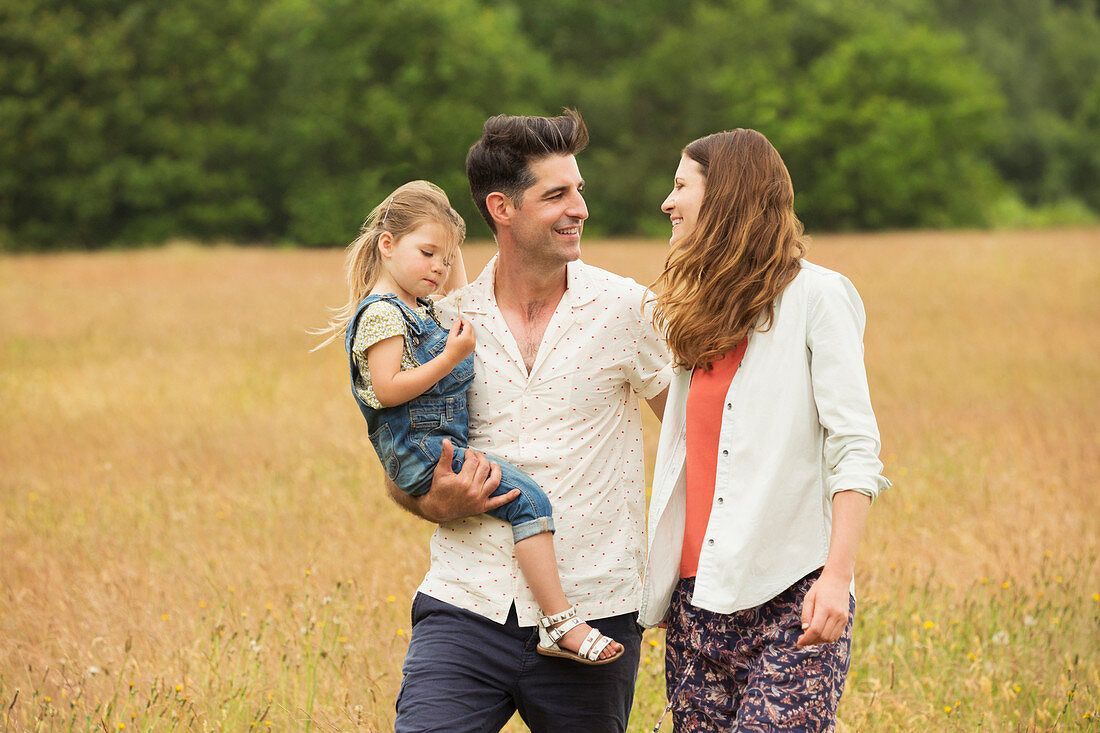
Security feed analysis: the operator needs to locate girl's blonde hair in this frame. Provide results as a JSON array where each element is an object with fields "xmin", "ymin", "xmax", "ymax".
[
  {"xmin": 651, "ymin": 129, "xmax": 805, "ymax": 371},
  {"xmin": 313, "ymin": 180, "xmax": 465, "ymax": 350}
]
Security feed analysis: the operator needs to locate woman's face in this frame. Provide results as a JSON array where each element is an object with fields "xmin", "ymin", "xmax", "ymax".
[{"xmin": 661, "ymin": 154, "xmax": 706, "ymax": 247}]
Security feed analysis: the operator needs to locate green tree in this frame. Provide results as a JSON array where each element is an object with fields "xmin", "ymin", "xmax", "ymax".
[
  {"xmin": 0, "ymin": 0, "xmax": 273, "ymax": 249},
  {"xmin": 261, "ymin": 0, "xmax": 553, "ymax": 246},
  {"xmin": 931, "ymin": 0, "xmax": 1100, "ymax": 214}
]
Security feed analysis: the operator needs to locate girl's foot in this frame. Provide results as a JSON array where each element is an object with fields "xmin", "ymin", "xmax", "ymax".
[
  {"xmin": 536, "ymin": 606, "xmax": 624, "ymax": 665},
  {"xmin": 552, "ymin": 619, "xmax": 622, "ymax": 661}
]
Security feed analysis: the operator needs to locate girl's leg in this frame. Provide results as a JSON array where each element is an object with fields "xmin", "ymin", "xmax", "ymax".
[
  {"xmin": 513, "ymin": 533, "xmax": 622, "ymax": 660},
  {"xmin": 474, "ymin": 451, "xmax": 621, "ymax": 661}
]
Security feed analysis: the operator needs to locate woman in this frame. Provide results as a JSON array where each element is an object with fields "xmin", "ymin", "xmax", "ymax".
[{"xmin": 639, "ymin": 129, "xmax": 891, "ymax": 731}]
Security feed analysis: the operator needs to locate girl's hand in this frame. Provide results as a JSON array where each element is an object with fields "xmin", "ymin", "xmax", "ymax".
[{"xmin": 443, "ymin": 317, "xmax": 476, "ymax": 365}]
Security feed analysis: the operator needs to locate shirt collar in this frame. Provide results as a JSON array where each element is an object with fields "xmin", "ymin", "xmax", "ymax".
[{"xmin": 458, "ymin": 255, "xmax": 599, "ymax": 315}]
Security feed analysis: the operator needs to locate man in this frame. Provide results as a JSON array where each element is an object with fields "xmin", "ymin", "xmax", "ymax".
[{"xmin": 388, "ymin": 109, "xmax": 671, "ymax": 732}]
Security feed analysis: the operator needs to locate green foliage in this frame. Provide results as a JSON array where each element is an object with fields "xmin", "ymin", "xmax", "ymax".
[
  {"xmin": 931, "ymin": 0, "xmax": 1100, "ymax": 215},
  {"xmin": 0, "ymin": 0, "xmax": 1097, "ymax": 249}
]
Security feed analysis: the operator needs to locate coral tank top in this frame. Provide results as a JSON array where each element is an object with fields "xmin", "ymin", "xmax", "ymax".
[{"xmin": 681, "ymin": 339, "xmax": 748, "ymax": 578}]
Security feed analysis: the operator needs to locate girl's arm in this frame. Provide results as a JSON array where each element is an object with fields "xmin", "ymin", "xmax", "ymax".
[{"xmin": 366, "ymin": 317, "xmax": 475, "ymax": 407}]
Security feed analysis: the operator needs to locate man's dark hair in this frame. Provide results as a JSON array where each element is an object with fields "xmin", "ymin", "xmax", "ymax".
[{"xmin": 465, "ymin": 108, "xmax": 589, "ymax": 233}]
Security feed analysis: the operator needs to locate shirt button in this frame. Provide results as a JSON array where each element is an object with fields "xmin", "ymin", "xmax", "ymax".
[
  {"xmin": 707, "ymin": 539, "xmax": 715, "ymax": 546},
  {"xmin": 726, "ymin": 403, "xmax": 732, "ymax": 410},
  {"xmin": 722, "ymin": 450, "xmax": 729, "ymax": 456},
  {"xmin": 716, "ymin": 497, "xmax": 724, "ymax": 505}
]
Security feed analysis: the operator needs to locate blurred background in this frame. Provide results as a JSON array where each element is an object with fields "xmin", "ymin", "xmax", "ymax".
[
  {"xmin": 3, "ymin": 2, "xmax": 1100, "ymax": 729},
  {"xmin": 2, "ymin": 0, "xmax": 1099, "ymax": 250}
]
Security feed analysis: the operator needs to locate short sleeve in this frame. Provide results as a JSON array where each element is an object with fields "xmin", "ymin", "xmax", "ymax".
[
  {"xmin": 352, "ymin": 301, "xmax": 407, "ymax": 363},
  {"xmin": 625, "ymin": 288, "xmax": 675, "ymax": 399}
]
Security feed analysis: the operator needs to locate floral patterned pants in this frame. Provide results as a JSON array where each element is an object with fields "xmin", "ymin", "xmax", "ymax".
[{"xmin": 664, "ymin": 572, "xmax": 854, "ymax": 732}]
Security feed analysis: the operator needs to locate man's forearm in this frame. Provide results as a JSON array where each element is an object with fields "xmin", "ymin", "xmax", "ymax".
[
  {"xmin": 646, "ymin": 388, "xmax": 668, "ymax": 422},
  {"xmin": 386, "ymin": 477, "xmax": 426, "ymax": 518}
]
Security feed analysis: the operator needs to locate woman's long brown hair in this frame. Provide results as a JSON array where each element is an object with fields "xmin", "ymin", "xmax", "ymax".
[{"xmin": 651, "ymin": 129, "xmax": 806, "ymax": 371}]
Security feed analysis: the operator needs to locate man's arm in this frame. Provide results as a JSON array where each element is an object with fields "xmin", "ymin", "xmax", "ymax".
[
  {"xmin": 386, "ymin": 438, "xmax": 519, "ymax": 522},
  {"xmin": 646, "ymin": 387, "xmax": 668, "ymax": 422}
]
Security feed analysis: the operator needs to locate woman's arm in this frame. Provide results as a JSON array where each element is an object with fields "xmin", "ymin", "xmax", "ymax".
[
  {"xmin": 366, "ymin": 318, "xmax": 475, "ymax": 407},
  {"xmin": 797, "ymin": 490, "xmax": 871, "ymax": 647}
]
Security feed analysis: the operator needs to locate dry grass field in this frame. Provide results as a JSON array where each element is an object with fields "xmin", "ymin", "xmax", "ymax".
[{"xmin": 1, "ymin": 229, "xmax": 1098, "ymax": 731}]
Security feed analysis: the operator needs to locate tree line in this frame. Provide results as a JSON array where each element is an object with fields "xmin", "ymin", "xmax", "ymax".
[{"xmin": 2, "ymin": 0, "xmax": 1098, "ymax": 250}]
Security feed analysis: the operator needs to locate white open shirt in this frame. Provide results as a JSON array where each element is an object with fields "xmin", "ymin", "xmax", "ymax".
[
  {"xmin": 639, "ymin": 261, "xmax": 891, "ymax": 627},
  {"xmin": 426, "ymin": 257, "xmax": 673, "ymax": 626}
]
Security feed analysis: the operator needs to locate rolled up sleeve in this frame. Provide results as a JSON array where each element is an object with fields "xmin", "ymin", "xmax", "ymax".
[{"xmin": 806, "ymin": 274, "xmax": 892, "ymax": 501}]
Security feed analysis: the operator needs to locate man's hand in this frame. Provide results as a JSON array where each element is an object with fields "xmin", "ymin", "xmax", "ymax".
[
  {"xmin": 414, "ymin": 438, "xmax": 517, "ymax": 523},
  {"xmin": 796, "ymin": 569, "xmax": 851, "ymax": 647}
]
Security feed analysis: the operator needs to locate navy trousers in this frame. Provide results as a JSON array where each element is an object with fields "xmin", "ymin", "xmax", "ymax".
[{"xmin": 395, "ymin": 593, "xmax": 643, "ymax": 733}]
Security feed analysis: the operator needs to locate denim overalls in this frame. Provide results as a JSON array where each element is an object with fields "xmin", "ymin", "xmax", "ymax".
[{"xmin": 346, "ymin": 293, "xmax": 553, "ymax": 542}]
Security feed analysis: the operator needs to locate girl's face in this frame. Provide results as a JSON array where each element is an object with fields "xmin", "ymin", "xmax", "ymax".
[
  {"xmin": 378, "ymin": 221, "xmax": 454, "ymax": 304},
  {"xmin": 661, "ymin": 155, "xmax": 706, "ymax": 247}
]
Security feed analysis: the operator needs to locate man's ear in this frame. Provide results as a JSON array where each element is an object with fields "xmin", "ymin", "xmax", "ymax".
[
  {"xmin": 377, "ymin": 230, "xmax": 394, "ymax": 256},
  {"xmin": 485, "ymin": 192, "xmax": 513, "ymax": 229}
]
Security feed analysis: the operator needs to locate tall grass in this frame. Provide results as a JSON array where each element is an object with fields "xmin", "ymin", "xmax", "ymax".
[{"xmin": 1, "ymin": 230, "xmax": 1097, "ymax": 731}]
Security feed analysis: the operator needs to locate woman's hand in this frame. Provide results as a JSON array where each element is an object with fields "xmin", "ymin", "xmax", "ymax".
[{"xmin": 796, "ymin": 569, "xmax": 851, "ymax": 647}]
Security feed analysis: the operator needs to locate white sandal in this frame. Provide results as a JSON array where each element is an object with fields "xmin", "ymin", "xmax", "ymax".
[{"xmin": 536, "ymin": 606, "xmax": 623, "ymax": 666}]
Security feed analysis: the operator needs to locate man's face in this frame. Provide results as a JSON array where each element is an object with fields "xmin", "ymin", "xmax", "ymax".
[{"xmin": 508, "ymin": 154, "xmax": 588, "ymax": 267}]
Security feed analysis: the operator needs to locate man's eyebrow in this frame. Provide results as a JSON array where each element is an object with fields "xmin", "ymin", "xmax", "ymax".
[{"xmin": 542, "ymin": 180, "xmax": 585, "ymax": 198}]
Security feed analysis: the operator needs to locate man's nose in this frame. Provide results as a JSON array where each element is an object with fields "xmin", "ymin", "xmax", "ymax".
[{"xmin": 568, "ymin": 191, "xmax": 589, "ymax": 221}]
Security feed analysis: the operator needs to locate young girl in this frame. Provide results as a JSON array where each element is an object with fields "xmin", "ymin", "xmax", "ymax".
[
  {"xmin": 639, "ymin": 131, "xmax": 891, "ymax": 730},
  {"xmin": 315, "ymin": 181, "xmax": 621, "ymax": 665}
]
